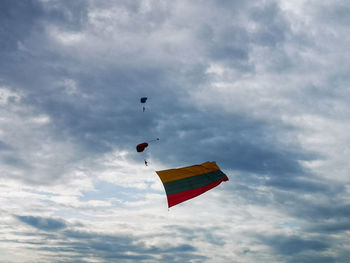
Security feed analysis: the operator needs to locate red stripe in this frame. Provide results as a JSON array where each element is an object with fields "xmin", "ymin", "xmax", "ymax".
[{"xmin": 167, "ymin": 176, "xmax": 228, "ymax": 207}]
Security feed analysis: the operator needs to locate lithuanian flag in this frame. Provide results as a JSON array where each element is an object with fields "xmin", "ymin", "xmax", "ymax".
[{"xmin": 156, "ymin": 161, "xmax": 229, "ymax": 207}]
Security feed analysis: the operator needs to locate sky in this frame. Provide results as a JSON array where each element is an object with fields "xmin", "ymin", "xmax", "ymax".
[{"xmin": 1, "ymin": 0, "xmax": 350, "ymax": 262}]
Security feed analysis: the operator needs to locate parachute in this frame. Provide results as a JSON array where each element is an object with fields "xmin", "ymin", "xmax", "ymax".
[
  {"xmin": 156, "ymin": 161, "xmax": 228, "ymax": 207},
  {"xmin": 136, "ymin": 142, "xmax": 148, "ymax": 152},
  {"xmin": 136, "ymin": 138, "xmax": 159, "ymax": 153},
  {"xmin": 140, "ymin": 97, "xmax": 147, "ymax": 112},
  {"xmin": 136, "ymin": 138, "xmax": 159, "ymax": 166}
]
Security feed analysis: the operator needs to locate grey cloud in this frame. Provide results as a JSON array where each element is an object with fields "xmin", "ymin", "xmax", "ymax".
[
  {"xmin": 167, "ymin": 225, "xmax": 226, "ymax": 247},
  {"xmin": 0, "ymin": 140, "xmax": 12, "ymax": 151},
  {"xmin": 299, "ymin": 203, "xmax": 350, "ymax": 221},
  {"xmin": 315, "ymin": 2, "xmax": 350, "ymax": 26},
  {"xmin": 197, "ymin": 2, "xmax": 292, "ymax": 70},
  {"xmin": 230, "ymin": 174, "xmax": 333, "ymax": 210},
  {"xmin": 249, "ymin": 3, "xmax": 290, "ymax": 47},
  {"xmin": 16, "ymin": 215, "xmax": 67, "ymax": 232},
  {"xmin": 2, "ymin": 155, "xmax": 31, "ymax": 169},
  {"xmin": 212, "ymin": 0, "xmax": 251, "ymax": 12},
  {"xmin": 252, "ymin": 177, "xmax": 347, "ymax": 218},
  {"xmin": 207, "ymin": 25, "xmax": 250, "ymax": 62},
  {"xmin": 21, "ymin": 229, "xmax": 204, "ymax": 263},
  {"xmin": 0, "ymin": 0, "xmax": 43, "ymax": 52},
  {"xmin": 0, "ymin": 0, "xmax": 87, "ymax": 52},
  {"xmin": 260, "ymin": 235, "xmax": 329, "ymax": 255},
  {"xmin": 287, "ymin": 254, "xmax": 336, "ymax": 263},
  {"xmin": 265, "ymin": 176, "xmax": 330, "ymax": 192},
  {"xmin": 305, "ymin": 220, "xmax": 350, "ymax": 234},
  {"xmin": 205, "ymin": 26, "xmax": 252, "ymax": 70},
  {"xmin": 40, "ymin": 0, "xmax": 88, "ymax": 30}
]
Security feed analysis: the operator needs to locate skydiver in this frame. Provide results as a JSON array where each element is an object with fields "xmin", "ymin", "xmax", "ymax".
[{"xmin": 144, "ymin": 159, "xmax": 148, "ymax": 166}]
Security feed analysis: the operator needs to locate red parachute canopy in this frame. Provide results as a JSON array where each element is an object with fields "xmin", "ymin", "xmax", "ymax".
[{"xmin": 136, "ymin": 142, "xmax": 148, "ymax": 152}]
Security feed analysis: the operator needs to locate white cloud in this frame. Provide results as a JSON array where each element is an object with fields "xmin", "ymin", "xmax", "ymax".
[{"xmin": 0, "ymin": 86, "xmax": 22, "ymax": 104}]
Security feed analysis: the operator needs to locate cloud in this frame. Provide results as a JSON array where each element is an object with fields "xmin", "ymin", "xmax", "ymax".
[
  {"xmin": 0, "ymin": 140, "xmax": 11, "ymax": 150},
  {"xmin": 0, "ymin": 0, "xmax": 43, "ymax": 52},
  {"xmin": 11, "ymin": 218, "xmax": 204, "ymax": 263},
  {"xmin": 16, "ymin": 215, "xmax": 67, "ymax": 232},
  {"xmin": 260, "ymin": 235, "xmax": 329, "ymax": 255},
  {"xmin": 305, "ymin": 220, "xmax": 350, "ymax": 234},
  {"xmin": 1, "ymin": 0, "xmax": 350, "ymax": 262}
]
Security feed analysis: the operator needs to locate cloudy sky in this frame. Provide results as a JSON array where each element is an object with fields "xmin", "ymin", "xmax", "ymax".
[{"xmin": 1, "ymin": 0, "xmax": 350, "ymax": 262}]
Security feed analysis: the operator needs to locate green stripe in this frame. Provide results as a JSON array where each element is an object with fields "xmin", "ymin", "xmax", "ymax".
[{"xmin": 163, "ymin": 170, "xmax": 227, "ymax": 196}]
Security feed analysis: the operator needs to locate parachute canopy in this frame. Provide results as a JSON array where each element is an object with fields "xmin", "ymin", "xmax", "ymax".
[
  {"xmin": 156, "ymin": 161, "xmax": 228, "ymax": 207},
  {"xmin": 136, "ymin": 142, "xmax": 148, "ymax": 152}
]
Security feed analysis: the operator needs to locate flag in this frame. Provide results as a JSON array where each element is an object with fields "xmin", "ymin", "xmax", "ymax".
[{"xmin": 156, "ymin": 161, "xmax": 229, "ymax": 207}]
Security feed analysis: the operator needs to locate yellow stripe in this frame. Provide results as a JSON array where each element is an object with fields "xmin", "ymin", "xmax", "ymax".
[{"xmin": 156, "ymin": 162, "xmax": 220, "ymax": 183}]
